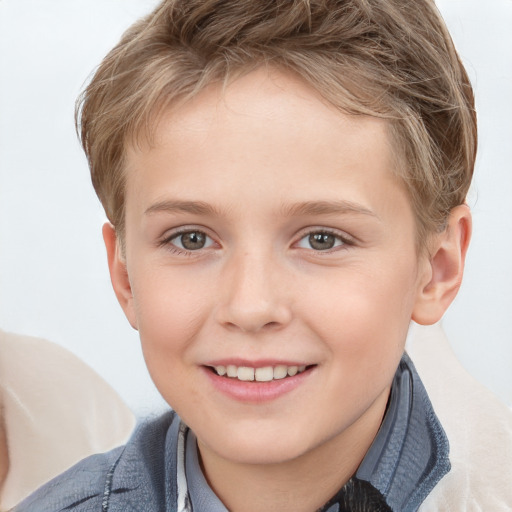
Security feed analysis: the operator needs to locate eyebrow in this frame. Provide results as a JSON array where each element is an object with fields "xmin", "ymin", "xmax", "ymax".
[
  {"xmin": 145, "ymin": 200, "xmax": 220, "ymax": 217},
  {"xmin": 281, "ymin": 200, "xmax": 378, "ymax": 219},
  {"xmin": 144, "ymin": 199, "xmax": 378, "ymax": 219}
]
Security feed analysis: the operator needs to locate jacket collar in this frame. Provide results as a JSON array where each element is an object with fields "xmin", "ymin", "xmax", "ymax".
[{"xmin": 354, "ymin": 354, "xmax": 450, "ymax": 511}]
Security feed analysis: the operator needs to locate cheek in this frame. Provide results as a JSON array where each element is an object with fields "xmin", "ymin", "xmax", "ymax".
[
  {"xmin": 301, "ymin": 258, "xmax": 418, "ymax": 360},
  {"xmin": 130, "ymin": 266, "xmax": 211, "ymax": 362},
  {"xmin": 131, "ymin": 272, "xmax": 210, "ymax": 412}
]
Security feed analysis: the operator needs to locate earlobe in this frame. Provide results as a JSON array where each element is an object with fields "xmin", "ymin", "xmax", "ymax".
[
  {"xmin": 412, "ymin": 205, "xmax": 472, "ymax": 325},
  {"xmin": 102, "ymin": 223, "xmax": 138, "ymax": 330}
]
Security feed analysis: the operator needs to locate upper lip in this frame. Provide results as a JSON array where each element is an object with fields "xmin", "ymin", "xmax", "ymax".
[{"xmin": 203, "ymin": 358, "xmax": 313, "ymax": 368}]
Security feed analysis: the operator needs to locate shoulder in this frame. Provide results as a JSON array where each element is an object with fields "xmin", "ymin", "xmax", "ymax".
[
  {"xmin": 407, "ymin": 322, "xmax": 512, "ymax": 511},
  {"xmin": 12, "ymin": 448, "xmax": 123, "ymax": 512},
  {"xmin": 14, "ymin": 411, "xmax": 179, "ymax": 512}
]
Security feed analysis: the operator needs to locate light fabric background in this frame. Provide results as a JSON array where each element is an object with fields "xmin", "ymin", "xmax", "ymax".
[
  {"xmin": 0, "ymin": 329, "xmax": 135, "ymax": 510},
  {"xmin": 0, "ymin": 0, "xmax": 511, "ymax": 415}
]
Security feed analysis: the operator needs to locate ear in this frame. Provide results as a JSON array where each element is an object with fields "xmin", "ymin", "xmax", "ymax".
[
  {"xmin": 412, "ymin": 205, "xmax": 472, "ymax": 325},
  {"xmin": 102, "ymin": 222, "xmax": 138, "ymax": 330}
]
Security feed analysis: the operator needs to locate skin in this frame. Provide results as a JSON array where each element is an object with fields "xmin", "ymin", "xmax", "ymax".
[{"xmin": 105, "ymin": 67, "xmax": 471, "ymax": 512}]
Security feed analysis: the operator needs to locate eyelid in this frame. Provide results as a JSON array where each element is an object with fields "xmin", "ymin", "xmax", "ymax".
[
  {"xmin": 158, "ymin": 225, "xmax": 219, "ymax": 253},
  {"xmin": 293, "ymin": 227, "xmax": 356, "ymax": 250}
]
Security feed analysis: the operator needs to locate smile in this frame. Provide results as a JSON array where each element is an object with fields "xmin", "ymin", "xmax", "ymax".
[{"xmin": 211, "ymin": 364, "xmax": 309, "ymax": 382}]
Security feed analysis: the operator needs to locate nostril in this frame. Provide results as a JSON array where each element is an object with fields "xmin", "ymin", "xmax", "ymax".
[{"xmin": 215, "ymin": 297, "xmax": 292, "ymax": 333}]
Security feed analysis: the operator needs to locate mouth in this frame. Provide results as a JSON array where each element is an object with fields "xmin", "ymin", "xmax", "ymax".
[{"xmin": 207, "ymin": 364, "xmax": 313, "ymax": 382}]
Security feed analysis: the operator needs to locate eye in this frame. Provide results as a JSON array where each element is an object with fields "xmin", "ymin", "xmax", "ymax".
[
  {"xmin": 168, "ymin": 230, "xmax": 215, "ymax": 251},
  {"xmin": 297, "ymin": 231, "xmax": 348, "ymax": 251}
]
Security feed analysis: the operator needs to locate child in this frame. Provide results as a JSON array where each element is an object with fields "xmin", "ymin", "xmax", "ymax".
[{"xmin": 14, "ymin": 0, "xmax": 512, "ymax": 510}]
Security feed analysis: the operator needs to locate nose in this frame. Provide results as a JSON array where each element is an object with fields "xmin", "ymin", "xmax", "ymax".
[{"xmin": 215, "ymin": 250, "xmax": 292, "ymax": 333}]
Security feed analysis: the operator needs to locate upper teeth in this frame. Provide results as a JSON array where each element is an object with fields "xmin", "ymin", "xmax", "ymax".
[{"xmin": 214, "ymin": 364, "xmax": 307, "ymax": 382}]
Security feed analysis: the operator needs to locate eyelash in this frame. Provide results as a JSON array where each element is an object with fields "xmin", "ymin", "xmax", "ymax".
[
  {"xmin": 295, "ymin": 228, "xmax": 355, "ymax": 253},
  {"xmin": 158, "ymin": 227, "xmax": 355, "ymax": 255},
  {"xmin": 159, "ymin": 228, "xmax": 216, "ymax": 255}
]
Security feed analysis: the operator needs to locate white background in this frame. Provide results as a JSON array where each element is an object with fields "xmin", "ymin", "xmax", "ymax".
[{"xmin": 0, "ymin": 0, "xmax": 511, "ymax": 416}]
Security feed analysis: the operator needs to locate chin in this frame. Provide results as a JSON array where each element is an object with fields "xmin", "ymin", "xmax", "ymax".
[{"xmin": 199, "ymin": 424, "xmax": 316, "ymax": 466}]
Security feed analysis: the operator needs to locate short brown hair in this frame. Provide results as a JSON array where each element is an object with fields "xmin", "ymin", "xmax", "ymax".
[{"xmin": 76, "ymin": 0, "xmax": 477, "ymax": 245}]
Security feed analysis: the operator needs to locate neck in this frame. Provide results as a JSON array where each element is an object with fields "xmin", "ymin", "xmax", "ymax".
[{"xmin": 198, "ymin": 389, "xmax": 389, "ymax": 512}]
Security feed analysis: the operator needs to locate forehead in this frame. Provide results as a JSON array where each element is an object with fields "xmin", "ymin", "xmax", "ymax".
[{"xmin": 155, "ymin": 67, "xmax": 390, "ymax": 150}]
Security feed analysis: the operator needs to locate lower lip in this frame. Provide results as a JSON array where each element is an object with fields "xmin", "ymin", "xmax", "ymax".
[{"xmin": 202, "ymin": 367, "xmax": 314, "ymax": 403}]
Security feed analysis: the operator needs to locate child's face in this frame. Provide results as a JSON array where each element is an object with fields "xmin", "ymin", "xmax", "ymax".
[{"xmin": 115, "ymin": 68, "xmax": 432, "ymax": 467}]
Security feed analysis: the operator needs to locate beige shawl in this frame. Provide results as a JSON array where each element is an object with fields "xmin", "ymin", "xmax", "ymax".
[
  {"xmin": 0, "ymin": 330, "xmax": 135, "ymax": 510},
  {"xmin": 407, "ymin": 322, "xmax": 512, "ymax": 511}
]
